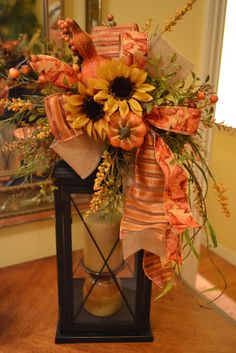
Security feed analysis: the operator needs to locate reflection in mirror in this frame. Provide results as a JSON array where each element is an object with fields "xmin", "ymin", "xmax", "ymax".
[
  {"xmin": 0, "ymin": 0, "xmax": 103, "ymax": 223},
  {"xmin": 86, "ymin": 0, "xmax": 102, "ymax": 32},
  {"xmin": 0, "ymin": 0, "xmax": 61, "ymax": 221},
  {"xmin": 43, "ymin": 0, "xmax": 65, "ymax": 45}
]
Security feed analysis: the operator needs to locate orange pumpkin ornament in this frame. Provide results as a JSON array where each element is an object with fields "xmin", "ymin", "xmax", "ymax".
[{"xmin": 108, "ymin": 112, "xmax": 147, "ymax": 150}]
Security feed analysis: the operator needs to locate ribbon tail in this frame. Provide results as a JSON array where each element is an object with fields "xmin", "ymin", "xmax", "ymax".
[
  {"xmin": 120, "ymin": 131, "xmax": 200, "ymax": 287},
  {"xmin": 154, "ymin": 135, "xmax": 200, "ymax": 233},
  {"xmin": 143, "ymin": 251, "xmax": 174, "ymax": 288},
  {"xmin": 120, "ymin": 133, "xmax": 168, "ymax": 257},
  {"xmin": 154, "ymin": 135, "xmax": 200, "ymax": 264},
  {"xmin": 120, "ymin": 132, "xmax": 173, "ymax": 286}
]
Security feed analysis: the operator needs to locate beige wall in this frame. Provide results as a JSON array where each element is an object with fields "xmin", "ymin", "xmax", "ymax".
[
  {"xmin": 0, "ymin": 220, "xmax": 56, "ymax": 268},
  {"xmin": 64, "ymin": 0, "xmax": 86, "ymax": 29},
  {"xmin": 206, "ymin": 129, "xmax": 236, "ymax": 260},
  {"xmin": 103, "ymin": 0, "xmax": 205, "ymax": 69},
  {"xmin": 0, "ymin": 216, "xmax": 83, "ymax": 268}
]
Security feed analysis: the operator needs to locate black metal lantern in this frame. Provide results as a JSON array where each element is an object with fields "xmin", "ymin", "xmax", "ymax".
[{"xmin": 53, "ymin": 160, "xmax": 153, "ymax": 343}]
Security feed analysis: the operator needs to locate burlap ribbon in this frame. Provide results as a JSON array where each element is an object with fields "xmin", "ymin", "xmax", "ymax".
[
  {"xmin": 120, "ymin": 126, "xmax": 200, "ymax": 287},
  {"xmin": 44, "ymin": 93, "xmax": 107, "ymax": 179}
]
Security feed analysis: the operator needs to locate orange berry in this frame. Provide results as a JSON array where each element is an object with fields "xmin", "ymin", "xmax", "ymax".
[
  {"xmin": 210, "ymin": 95, "xmax": 218, "ymax": 104},
  {"xmin": 20, "ymin": 65, "xmax": 30, "ymax": 75},
  {"xmin": 107, "ymin": 14, "xmax": 114, "ymax": 21},
  {"xmin": 38, "ymin": 75, "xmax": 47, "ymax": 85},
  {"xmin": 72, "ymin": 63, "xmax": 80, "ymax": 72},
  {"xmin": 197, "ymin": 91, "xmax": 205, "ymax": 100},
  {"xmin": 8, "ymin": 68, "xmax": 20, "ymax": 79}
]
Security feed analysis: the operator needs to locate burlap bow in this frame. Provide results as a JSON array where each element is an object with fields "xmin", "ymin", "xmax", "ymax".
[{"xmin": 44, "ymin": 93, "xmax": 107, "ymax": 179}]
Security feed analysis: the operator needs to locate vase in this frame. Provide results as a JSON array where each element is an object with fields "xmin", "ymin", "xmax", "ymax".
[{"xmin": 82, "ymin": 208, "xmax": 124, "ymax": 317}]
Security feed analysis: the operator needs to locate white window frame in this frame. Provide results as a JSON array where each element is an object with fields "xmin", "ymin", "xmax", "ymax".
[{"xmin": 181, "ymin": 0, "xmax": 227, "ymax": 287}]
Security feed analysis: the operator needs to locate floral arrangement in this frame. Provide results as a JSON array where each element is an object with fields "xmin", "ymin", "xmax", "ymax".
[{"xmin": 0, "ymin": 1, "xmax": 231, "ymax": 292}]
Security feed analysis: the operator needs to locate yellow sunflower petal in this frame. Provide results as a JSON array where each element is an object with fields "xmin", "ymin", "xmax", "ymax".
[
  {"xmin": 102, "ymin": 119, "xmax": 109, "ymax": 132},
  {"xmin": 130, "ymin": 69, "xmax": 147, "ymax": 86},
  {"xmin": 94, "ymin": 120, "xmax": 102, "ymax": 137},
  {"xmin": 120, "ymin": 63, "xmax": 129, "ymax": 78},
  {"xmin": 104, "ymin": 97, "xmax": 119, "ymax": 115},
  {"xmin": 128, "ymin": 98, "xmax": 143, "ymax": 112},
  {"xmin": 119, "ymin": 100, "xmax": 129, "ymax": 118},
  {"xmin": 78, "ymin": 82, "xmax": 87, "ymax": 95},
  {"xmin": 136, "ymin": 83, "xmax": 156, "ymax": 92},
  {"xmin": 129, "ymin": 68, "xmax": 141, "ymax": 83},
  {"xmin": 94, "ymin": 90, "xmax": 110, "ymax": 101},
  {"xmin": 86, "ymin": 120, "xmax": 93, "ymax": 137},
  {"xmin": 66, "ymin": 114, "xmax": 73, "ymax": 122},
  {"xmin": 104, "ymin": 112, "xmax": 110, "ymax": 121},
  {"xmin": 91, "ymin": 126, "xmax": 98, "ymax": 140},
  {"xmin": 72, "ymin": 116, "xmax": 90, "ymax": 129},
  {"xmin": 89, "ymin": 78, "xmax": 109, "ymax": 90},
  {"xmin": 65, "ymin": 95, "xmax": 84, "ymax": 106},
  {"xmin": 101, "ymin": 129, "xmax": 107, "ymax": 140},
  {"xmin": 64, "ymin": 103, "xmax": 82, "ymax": 113},
  {"xmin": 131, "ymin": 108, "xmax": 143, "ymax": 117},
  {"xmin": 132, "ymin": 91, "xmax": 153, "ymax": 102},
  {"xmin": 97, "ymin": 61, "xmax": 114, "ymax": 81},
  {"xmin": 109, "ymin": 59, "xmax": 123, "ymax": 78}
]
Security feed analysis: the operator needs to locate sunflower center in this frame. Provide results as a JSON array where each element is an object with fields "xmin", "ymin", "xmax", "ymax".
[
  {"xmin": 83, "ymin": 97, "xmax": 104, "ymax": 121},
  {"xmin": 110, "ymin": 76, "xmax": 133, "ymax": 100}
]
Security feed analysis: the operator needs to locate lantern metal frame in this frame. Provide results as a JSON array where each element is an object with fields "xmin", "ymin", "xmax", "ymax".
[{"xmin": 53, "ymin": 160, "xmax": 153, "ymax": 343}]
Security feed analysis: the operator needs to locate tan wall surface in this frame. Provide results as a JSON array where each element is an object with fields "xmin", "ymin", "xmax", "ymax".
[
  {"xmin": 206, "ymin": 129, "xmax": 236, "ymax": 256},
  {"xmin": 0, "ymin": 216, "xmax": 83, "ymax": 268},
  {"xmin": 103, "ymin": 0, "xmax": 205, "ymax": 69}
]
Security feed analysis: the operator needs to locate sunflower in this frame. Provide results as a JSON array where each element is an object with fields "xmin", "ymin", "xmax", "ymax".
[
  {"xmin": 64, "ymin": 82, "xmax": 110, "ymax": 140},
  {"xmin": 90, "ymin": 59, "xmax": 155, "ymax": 118}
]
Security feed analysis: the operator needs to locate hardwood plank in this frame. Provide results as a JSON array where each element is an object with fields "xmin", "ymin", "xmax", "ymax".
[
  {"xmin": 198, "ymin": 245, "xmax": 236, "ymax": 301},
  {"xmin": 0, "ymin": 256, "xmax": 235, "ymax": 353}
]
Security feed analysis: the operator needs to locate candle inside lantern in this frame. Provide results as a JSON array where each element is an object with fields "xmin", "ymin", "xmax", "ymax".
[
  {"xmin": 82, "ymin": 210, "xmax": 124, "ymax": 273},
  {"xmin": 83, "ymin": 275, "xmax": 122, "ymax": 317}
]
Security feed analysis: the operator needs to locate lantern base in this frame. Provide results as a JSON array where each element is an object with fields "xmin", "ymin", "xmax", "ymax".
[
  {"xmin": 55, "ymin": 326, "xmax": 153, "ymax": 343},
  {"xmin": 55, "ymin": 278, "xmax": 153, "ymax": 343}
]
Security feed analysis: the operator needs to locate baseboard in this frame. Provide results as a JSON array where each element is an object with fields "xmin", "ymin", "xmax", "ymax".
[
  {"xmin": 202, "ymin": 241, "xmax": 236, "ymax": 267},
  {"xmin": 195, "ymin": 273, "xmax": 236, "ymax": 321}
]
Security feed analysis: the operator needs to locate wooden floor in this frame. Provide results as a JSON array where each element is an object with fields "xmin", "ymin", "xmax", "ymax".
[
  {"xmin": 198, "ymin": 245, "xmax": 236, "ymax": 302},
  {"xmin": 0, "ymin": 255, "xmax": 236, "ymax": 353}
]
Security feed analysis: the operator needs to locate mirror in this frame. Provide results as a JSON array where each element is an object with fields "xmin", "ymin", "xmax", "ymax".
[
  {"xmin": 0, "ymin": 1, "xmax": 56, "ymax": 221},
  {"xmin": 0, "ymin": 0, "xmax": 103, "ymax": 224},
  {"xmin": 0, "ymin": 0, "xmax": 98, "ymax": 226}
]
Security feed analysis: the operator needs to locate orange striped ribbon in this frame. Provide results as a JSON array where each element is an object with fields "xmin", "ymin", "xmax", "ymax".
[
  {"xmin": 44, "ymin": 93, "xmax": 82, "ymax": 141},
  {"xmin": 91, "ymin": 25, "xmax": 148, "ymax": 67},
  {"xmin": 120, "ymin": 131, "xmax": 199, "ymax": 287},
  {"xmin": 91, "ymin": 25, "xmax": 138, "ymax": 59}
]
